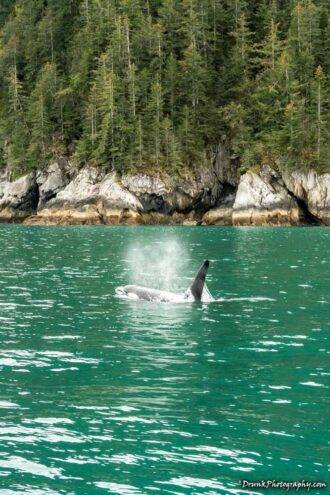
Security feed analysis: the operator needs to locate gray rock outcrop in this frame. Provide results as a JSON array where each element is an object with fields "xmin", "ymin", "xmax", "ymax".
[
  {"xmin": 232, "ymin": 167, "xmax": 300, "ymax": 225},
  {"xmin": 122, "ymin": 166, "xmax": 221, "ymax": 214},
  {"xmin": 282, "ymin": 170, "xmax": 330, "ymax": 225},
  {"xmin": 0, "ymin": 171, "xmax": 38, "ymax": 222},
  {"xmin": 36, "ymin": 159, "xmax": 75, "ymax": 207},
  {"xmin": 99, "ymin": 173, "xmax": 142, "ymax": 211},
  {"xmin": 53, "ymin": 166, "xmax": 104, "ymax": 205},
  {"xmin": 27, "ymin": 166, "xmax": 143, "ymax": 225},
  {"xmin": 0, "ymin": 159, "xmax": 328, "ymax": 226}
]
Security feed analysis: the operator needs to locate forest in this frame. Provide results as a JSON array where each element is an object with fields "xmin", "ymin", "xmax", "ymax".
[{"xmin": 0, "ymin": 0, "xmax": 328, "ymax": 177}]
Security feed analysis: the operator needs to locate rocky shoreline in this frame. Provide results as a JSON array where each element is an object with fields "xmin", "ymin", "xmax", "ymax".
[{"xmin": 0, "ymin": 155, "xmax": 328, "ymax": 226}]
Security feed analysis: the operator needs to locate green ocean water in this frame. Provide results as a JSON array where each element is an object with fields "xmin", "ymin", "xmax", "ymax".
[{"xmin": 0, "ymin": 225, "xmax": 329, "ymax": 495}]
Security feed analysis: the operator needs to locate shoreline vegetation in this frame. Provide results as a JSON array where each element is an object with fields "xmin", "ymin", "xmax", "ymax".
[{"xmin": 0, "ymin": 1, "xmax": 329, "ymax": 225}]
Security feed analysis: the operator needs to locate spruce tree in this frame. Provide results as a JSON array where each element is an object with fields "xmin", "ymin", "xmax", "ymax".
[{"xmin": 0, "ymin": 0, "xmax": 328, "ymax": 176}]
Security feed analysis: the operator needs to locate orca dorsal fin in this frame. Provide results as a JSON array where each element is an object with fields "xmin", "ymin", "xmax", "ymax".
[{"xmin": 190, "ymin": 260, "xmax": 210, "ymax": 301}]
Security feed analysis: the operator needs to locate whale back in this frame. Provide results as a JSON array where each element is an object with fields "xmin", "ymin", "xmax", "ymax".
[{"xmin": 189, "ymin": 260, "xmax": 210, "ymax": 301}]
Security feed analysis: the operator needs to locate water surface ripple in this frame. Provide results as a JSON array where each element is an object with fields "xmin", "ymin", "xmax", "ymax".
[{"xmin": 0, "ymin": 226, "xmax": 329, "ymax": 494}]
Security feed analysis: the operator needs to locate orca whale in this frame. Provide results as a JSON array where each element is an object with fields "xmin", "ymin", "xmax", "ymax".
[{"xmin": 115, "ymin": 260, "xmax": 210, "ymax": 303}]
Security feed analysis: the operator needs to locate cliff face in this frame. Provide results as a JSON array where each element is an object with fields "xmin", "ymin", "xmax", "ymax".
[{"xmin": 0, "ymin": 157, "xmax": 329, "ymax": 226}]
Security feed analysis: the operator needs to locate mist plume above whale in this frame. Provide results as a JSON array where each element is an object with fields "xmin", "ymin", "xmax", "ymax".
[{"xmin": 116, "ymin": 260, "xmax": 210, "ymax": 303}]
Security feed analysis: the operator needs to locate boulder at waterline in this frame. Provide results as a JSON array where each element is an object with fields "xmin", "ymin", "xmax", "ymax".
[
  {"xmin": 0, "ymin": 172, "xmax": 38, "ymax": 222},
  {"xmin": 282, "ymin": 170, "xmax": 330, "ymax": 225},
  {"xmin": 232, "ymin": 168, "xmax": 300, "ymax": 226}
]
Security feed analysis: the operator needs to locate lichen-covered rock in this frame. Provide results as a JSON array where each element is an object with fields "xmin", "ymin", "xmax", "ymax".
[
  {"xmin": 46, "ymin": 167, "xmax": 141, "ymax": 211},
  {"xmin": 52, "ymin": 166, "xmax": 104, "ymax": 205},
  {"xmin": 121, "ymin": 174, "xmax": 166, "ymax": 196},
  {"xmin": 122, "ymin": 168, "xmax": 221, "ymax": 213},
  {"xmin": 121, "ymin": 173, "xmax": 185, "ymax": 213},
  {"xmin": 36, "ymin": 159, "xmax": 74, "ymax": 207},
  {"xmin": 232, "ymin": 169, "xmax": 300, "ymax": 226},
  {"xmin": 0, "ymin": 172, "xmax": 38, "ymax": 221},
  {"xmin": 38, "ymin": 164, "xmax": 222, "ymax": 219},
  {"xmin": 0, "ymin": 172, "xmax": 37, "ymax": 209},
  {"xmin": 2, "ymin": 161, "xmax": 329, "ymax": 226},
  {"xmin": 99, "ymin": 173, "xmax": 142, "ymax": 210},
  {"xmin": 282, "ymin": 170, "xmax": 330, "ymax": 225},
  {"xmin": 34, "ymin": 167, "xmax": 143, "ymax": 224},
  {"xmin": 172, "ymin": 171, "xmax": 221, "ymax": 212}
]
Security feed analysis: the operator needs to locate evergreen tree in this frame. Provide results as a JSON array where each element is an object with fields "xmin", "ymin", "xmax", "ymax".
[
  {"xmin": 1, "ymin": 64, "xmax": 29, "ymax": 170},
  {"xmin": 0, "ymin": 0, "xmax": 328, "ymax": 175},
  {"xmin": 28, "ymin": 62, "xmax": 59, "ymax": 165},
  {"xmin": 221, "ymin": 10, "xmax": 253, "ymax": 162},
  {"xmin": 310, "ymin": 64, "xmax": 329, "ymax": 170}
]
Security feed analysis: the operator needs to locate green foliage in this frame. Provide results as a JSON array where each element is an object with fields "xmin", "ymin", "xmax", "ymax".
[{"xmin": 0, "ymin": 0, "xmax": 328, "ymax": 175}]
